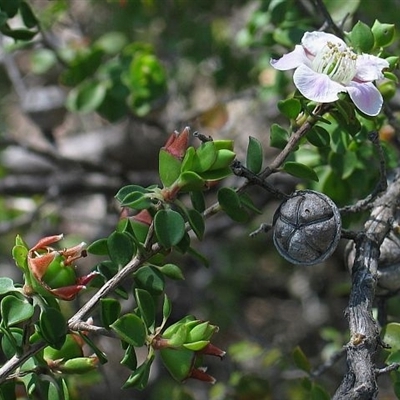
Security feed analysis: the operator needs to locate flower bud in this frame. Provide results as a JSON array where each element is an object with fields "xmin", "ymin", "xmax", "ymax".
[
  {"xmin": 162, "ymin": 127, "xmax": 190, "ymax": 160},
  {"xmin": 26, "ymin": 234, "xmax": 98, "ymax": 300},
  {"xmin": 53, "ymin": 356, "xmax": 99, "ymax": 374}
]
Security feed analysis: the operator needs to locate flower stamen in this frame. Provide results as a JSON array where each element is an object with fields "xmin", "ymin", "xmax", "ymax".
[{"xmin": 312, "ymin": 42, "xmax": 358, "ymax": 84}]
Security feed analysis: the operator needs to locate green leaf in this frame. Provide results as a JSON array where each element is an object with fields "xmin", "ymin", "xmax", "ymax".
[
  {"xmin": 394, "ymin": 381, "xmax": 400, "ymax": 399},
  {"xmin": 159, "ymin": 148, "xmax": 182, "ymax": 187},
  {"xmin": 0, "ymin": 0, "xmax": 20, "ymax": 17},
  {"xmin": 371, "ymin": 20, "xmax": 395, "ymax": 48},
  {"xmin": 19, "ymin": 1, "xmax": 38, "ymax": 28},
  {"xmin": 162, "ymin": 294, "xmax": 172, "ymax": 322},
  {"xmin": 246, "ymin": 136, "xmax": 263, "ymax": 174},
  {"xmin": 0, "ymin": 26, "xmax": 37, "ymax": 40},
  {"xmin": 311, "ymin": 383, "xmax": 330, "ymax": 400},
  {"xmin": 1, "ymin": 327, "xmax": 23, "ymax": 358},
  {"xmin": 100, "ymin": 298, "xmax": 121, "ymax": 329},
  {"xmin": 159, "ymin": 263, "xmax": 185, "ymax": 280},
  {"xmin": 278, "ymin": 98, "xmax": 301, "ymax": 119},
  {"xmin": 12, "ymin": 245, "xmax": 28, "ymax": 272},
  {"xmin": 0, "ymin": 295, "xmax": 34, "ymax": 327},
  {"xmin": 190, "ymin": 191, "xmax": 205, "ymax": 213},
  {"xmin": 239, "ymin": 192, "xmax": 262, "ymax": 214},
  {"xmin": 270, "ymin": 123, "xmax": 289, "ymax": 149},
  {"xmin": 0, "ymin": 277, "xmax": 17, "ymax": 295},
  {"xmin": 87, "ymin": 238, "xmax": 109, "ymax": 255},
  {"xmin": 61, "ymin": 48, "xmax": 104, "ymax": 86},
  {"xmin": 183, "ymin": 340, "xmax": 209, "ymax": 351},
  {"xmin": 94, "ymin": 31, "xmax": 127, "ymax": 55},
  {"xmin": 349, "ymin": 21, "xmax": 374, "ymax": 53},
  {"xmin": 292, "ymin": 346, "xmax": 311, "ymax": 373},
  {"xmin": 160, "ymin": 348, "xmax": 193, "ymax": 382},
  {"xmin": 154, "ymin": 209, "xmax": 185, "ymax": 248},
  {"xmin": 385, "ymin": 349, "xmax": 400, "ymax": 364},
  {"xmin": 38, "ymin": 308, "xmax": 67, "ymax": 349},
  {"xmin": 134, "ymin": 288, "xmax": 155, "ymax": 329},
  {"xmin": 329, "ymin": 151, "xmax": 357, "ymax": 180},
  {"xmin": 193, "ymin": 142, "xmax": 217, "ymax": 172},
  {"xmin": 382, "ymin": 323, "xmax": 400, "ymax": 353},
  {"xmin": 107, "ymin": 231, "xmax": 135, "ymax": 267},
  {"xmin": 121, "ymin": 345, "xmax": 137, "ymax": 370},
  {"xmin": 79, "ymin": 333, "xmax": 108, "ymax": 364},
  {"xmin": 187, "ymin": 209, "xmax": 205, "ymax": 240},
  {"xmin": 134, "ymin": 265, "xmax": 165, "ymax": 295},
  {"xmin": 115, "ymin": 185, "xmax": 152, "ymax": 210},
  {"xmin": 283, "ymin": 161, "xmax": 319, "ymax": 182},
  {"xmin": 0, "ymin": 11, "xmax": 8, "ymax": 28},
  {"xmin": 66, "ymin": 80, "xmax": 107, "ymax": 114},
  {"xmin": 179, "ymin": 171, "xmax": 206, "ymax": 191},
  {"xmin": 307, "ymin": 126, "xmax": 330, "ymax": 147},
  {"xmin": 111, "ymin": 313, "xmax": 146, "ymax": 347},
  {"xmin": 119, "ymin": 191, "xmax": 152, "ymax": 210},
  {"xmin": 123, "ymin": 357, "xmax": 154, "ymax": 389},
  {"xmin": 198, "ymin": 166, "xmax": 232, "ymax": 181},
  {"xmin": 30, "ymin": 49, "xmax": 57, "ymax": 75},
  {"xmin": 218, "ymin": 187, "xmax": 248, "ymax": 223}
]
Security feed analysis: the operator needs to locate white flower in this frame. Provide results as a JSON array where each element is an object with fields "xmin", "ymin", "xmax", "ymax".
[{"xmin": 271, "ymin": 31, "xmax": 389, "ymax": 116}]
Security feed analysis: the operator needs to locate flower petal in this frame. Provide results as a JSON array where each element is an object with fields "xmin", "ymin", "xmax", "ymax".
[
  {"xmin": 346, "ymin": 81, "xmax": 383, "ymax": 116},
  {"xmin": 355, "ymin": 54, "xmax": 389, "ymax": 82},
  {"xmin": 76, "ymin": 271, "xmax": 99, "ymax": 286},
  {"xmin": 293, "ymin": 64, "xmax": 345, "ymax": 103},
  {"xmin": 50, "ymin": 285, "xmax": 86, "ymax": 301},
  {"xmin": 28, "ymin": 251, "xmax": 58, "ymax": 280},
  {"xmin": 270, "ymin": 45, "xmax": 310, "ymax": 71},
  {"xmin": 301, "ymin": 31, "xmax": 346, "ymax": 56},
  {"xmin": 30, "ymin": 234, "xmax": 64, "ymax": 252}
]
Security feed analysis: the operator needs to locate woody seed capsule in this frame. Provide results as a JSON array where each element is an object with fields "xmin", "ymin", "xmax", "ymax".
[{"xmin": 273, "ymin": 190, "xmax": 341, "ymax": 265}]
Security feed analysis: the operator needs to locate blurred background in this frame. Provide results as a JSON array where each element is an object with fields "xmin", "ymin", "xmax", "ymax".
[{"xmin": 0, "ymin": 0, "xmax": 400, "ymax": 399}]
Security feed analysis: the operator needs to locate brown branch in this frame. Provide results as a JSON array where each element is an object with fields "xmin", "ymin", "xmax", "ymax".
[{"xmin": 333, "ymin": 172, "xmax": 400, "ymax": 399}]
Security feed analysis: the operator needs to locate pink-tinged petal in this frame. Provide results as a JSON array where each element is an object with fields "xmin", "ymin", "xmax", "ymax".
[
  {"xmin": 301, "ymin": 31, "xmax": 346, "ymax": 56},
  {"xmin": 346, "ymin": 81, "xmax": 383, "ymax": 116},
  {"xmin": 189, "ymin": 367, "xmax": 216, "ymax": 384},
  {"xmin": 293, "ymin": 64, "xmax": 345, "ymax": 103},
  {"xmin": 355, "ymin": 54, "xmax": 389, "ymax": 82},
  {"xmin": 50, "ymin": 285, "xmax": 86, "ymax": 301},
  {"xmin": 198, "ymin": 343, "xmax": 226, "ymax": 359},
  {"xmin": 163, "ymin": 127, "xmax": 189, "ymax": 160},
  {"xmin": 30, "ymin": 234, "xmax": 64, "ymax": 252},
  {"xmin": 270, "ymin": 45, "xmax": 310, "ymax": 71},
  {"xmin": 76, "ymin": 271, "xmax": 99, "ymax": 286},
  {"xmin": 28, "ymin": 251, "xmax": 58, "ymax": 280}
]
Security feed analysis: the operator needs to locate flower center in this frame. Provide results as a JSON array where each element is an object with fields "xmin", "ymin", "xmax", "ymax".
[{"xmin": 312, "ymin": 42, "xmax": 357, "ymax": 84}]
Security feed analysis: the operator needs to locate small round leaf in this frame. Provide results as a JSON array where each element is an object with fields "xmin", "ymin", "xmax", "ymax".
[
  {"xmin": 107, "ymin": 231, "xmax": 135, "ymax": 267},
  {"xmin": 154, "ymin": 210, "xmax": 185, "ymax": 248},
  {"xmin": 1, "ymin": 295, "xmax": 34, "ymax": 327}
]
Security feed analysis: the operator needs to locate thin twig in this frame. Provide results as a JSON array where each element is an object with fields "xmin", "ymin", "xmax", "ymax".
[{"xmin": 311, "ymin": 0, "xmax": 344, "ymax": 38}]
